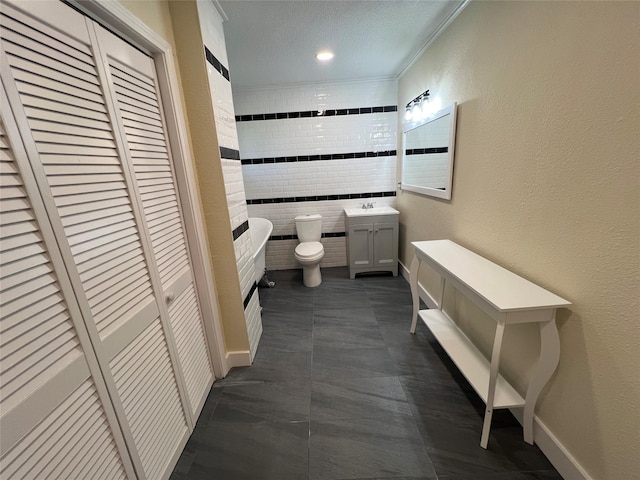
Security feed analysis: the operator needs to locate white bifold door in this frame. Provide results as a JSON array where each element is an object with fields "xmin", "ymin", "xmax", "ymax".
[{"xmin": 0, "ymin": 1, "xmax": 214, "ymax": 479}]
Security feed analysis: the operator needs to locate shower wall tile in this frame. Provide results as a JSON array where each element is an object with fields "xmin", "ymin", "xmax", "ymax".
[
  {"xmin": 237, "ymin": 114, "xmax": 396, "ymax": 158},
  {"xmin": 247, "ymin": 197, "xmax": 396, "ymax": 238},
  {"xmin": 245, "ymin": 293, "xmax": 262, "ymax": 357},
  {"xmin": 236, "ymin": 80, "xmax": 399, "ymax": 271},
  {"xmin": 242, "ymin": 156, "xmax": 396, "ymax": 200},
  {"xmin": 263, "ymin": 236, "xmax": 349, "ymax": 270},
  {"xmin": 265, "ymin": 238, "xmax": 298, "ymax": 271},
  {"xmin": 222, "ymin": 159, "xmax": 247, "ymax": 229},
  {"xmin": 210, "ymin": 73, "xmax": 239, "ymax": 151},
  {"xmin": 198, "ymin": 1, "xmax": 228, "ymax": 67},
  {"xmin": 236, "ymin": 230, "xmax": 255, "ymax": 297},
  {"xmin": 321, "ymin": 237, "xmax": 348, "ymax": 268},
  {"xmin": 198, "ymin": 0, "xmax": 261, "ymax": 359}
]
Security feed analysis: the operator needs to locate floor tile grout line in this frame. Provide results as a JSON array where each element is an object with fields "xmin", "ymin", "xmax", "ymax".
[{"xmin": 308, "ymin": 288, "xmax": 316, "ymax": 480}]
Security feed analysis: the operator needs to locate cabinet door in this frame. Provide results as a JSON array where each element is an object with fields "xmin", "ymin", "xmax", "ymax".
[
  {"xmin": 348, "ymin": 223, "xmax": 373, "ymax": 267},
  {"xmin": 373, "ymin": 222, "xmax": 398, "ymax": 267}
]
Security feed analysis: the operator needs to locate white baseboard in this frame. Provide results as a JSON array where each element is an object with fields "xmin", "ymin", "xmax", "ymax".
[
  {"xmin": 398, "ymin": 260, "xmax": 590, "ymax": 480},
  {"xmin": 510, "ymin": 409, "xmax": 591, "ymax": 480},
  {"xmin": 224, "ymin": 350, "xmax": 252, "ymax": 369}
]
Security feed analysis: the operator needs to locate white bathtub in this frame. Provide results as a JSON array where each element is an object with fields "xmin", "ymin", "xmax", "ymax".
[{"xmin": 248, "ymin": 217, "xmax": 273, "ymax": 283}]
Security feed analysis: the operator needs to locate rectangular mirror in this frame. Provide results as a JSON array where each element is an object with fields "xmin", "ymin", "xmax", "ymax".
[{"xmin": 401, "ymin": 102, "xmax": 457, "ymax": 200}]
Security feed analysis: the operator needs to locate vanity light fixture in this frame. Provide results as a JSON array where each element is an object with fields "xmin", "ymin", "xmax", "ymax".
[
  {"xmin": 404, "ymin": 89, "xmax": 430, "ymax": 123},
  {"xmin": 315, "ymin": 50, "xmax": 334, "ymax": 61}
]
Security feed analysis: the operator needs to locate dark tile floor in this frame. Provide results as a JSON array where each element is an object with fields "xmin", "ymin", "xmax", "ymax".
[{"xmin": 171, "ymin": 267, "xmax": 562, "ymax": 480}]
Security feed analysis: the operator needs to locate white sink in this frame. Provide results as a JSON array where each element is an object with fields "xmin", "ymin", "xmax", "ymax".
[{"xmin": 344, "ymin": 206, "xmax": 399, "ymax": 217}]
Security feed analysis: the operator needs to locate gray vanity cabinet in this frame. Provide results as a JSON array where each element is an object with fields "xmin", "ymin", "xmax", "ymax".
[{"xmin": 345, "ymin": 208, "xmax": 399, "ymax": 279}]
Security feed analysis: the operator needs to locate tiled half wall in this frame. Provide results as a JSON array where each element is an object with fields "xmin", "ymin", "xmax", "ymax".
[
  {"xmin": 198, "ymin": 1, "xmax": 261, "ymax": 360},
  {"xmin": 235, "ymin": 80, "xmax": 399, "ymax": 270}
]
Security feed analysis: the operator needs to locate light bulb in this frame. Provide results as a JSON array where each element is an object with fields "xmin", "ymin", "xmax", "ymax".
[
  {"xmin": 421, "ymin": 98, "xmax": 432, "ymax": 118},
  {"xmin": 417, "ymin": 97, "xmax": 426, "ymax": 120},
  {"xmin": 316, "ymin": 51, "xmax": 334, "ymax": 61},
  {"xmin": 411, "ymin": 103, "xmax": 421, "ymax": 121}
]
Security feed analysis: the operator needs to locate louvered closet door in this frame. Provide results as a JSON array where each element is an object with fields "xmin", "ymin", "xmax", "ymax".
[
  {"xmin": 1, "ymin": 2, "xmax": 193, "ymax": 478},
  {"xmin": 93, "ymin": 25, "xmax": 214, "ymax": 416},
  {"xmin": 0, "ymin": 106, "xmax": 135, "ymax": 479}
]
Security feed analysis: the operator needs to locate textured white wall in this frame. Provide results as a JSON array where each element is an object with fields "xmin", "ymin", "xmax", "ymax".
[
  {"xmin": 235, "ymin": 80, "xmax": 398, "ymax": 270},
  {"xmin": 398, "ymin": 2, "xmax": 640, "ymax": 478},
  {"xmin": 197, "ymin": 0, "xmax": 261, "ymax": 360}
]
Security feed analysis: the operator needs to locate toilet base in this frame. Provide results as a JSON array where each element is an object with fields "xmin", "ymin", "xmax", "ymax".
[{"xmin": 302, "ymin": 263, "xmax": 322, "ymax": 287}]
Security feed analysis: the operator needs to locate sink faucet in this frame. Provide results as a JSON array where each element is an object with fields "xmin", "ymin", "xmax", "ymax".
[{"xmin": 361, "ymin": 202, "xmax": 376, "ymax": 209}]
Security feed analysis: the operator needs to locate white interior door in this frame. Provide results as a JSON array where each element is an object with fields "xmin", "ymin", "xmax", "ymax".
[
  {"xmin": 0, "ymin": 1, "xmax": 213, "ymax": 478},
  {"xmin": 92, "ymin": 24, "xmax": 214, "ymax": 416},
  {"xmin": 0, "ymin": 98, "xmax": 135, "ymax": 479}
]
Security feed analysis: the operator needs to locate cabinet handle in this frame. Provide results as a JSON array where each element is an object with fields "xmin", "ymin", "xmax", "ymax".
[{"xmin": 165, "ymin": 291, "xmax": 175, "ymax": 304}]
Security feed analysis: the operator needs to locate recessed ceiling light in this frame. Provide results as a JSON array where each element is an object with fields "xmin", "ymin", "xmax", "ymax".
[{"xmin": 316, "ymin": 51, "xmax": 334, "ymax": 61}]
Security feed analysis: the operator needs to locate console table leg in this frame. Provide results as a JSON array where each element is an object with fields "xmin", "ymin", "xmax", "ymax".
[
  {"xmin": 481, "ymin": 320, "xmax": 506, "ymax": 449},
  {"xmin": 523, "ymin": 314, "xmax": 560, "ymax": 444},
  {"xmin": 480, "ymin": 409, "xmax": 492, "ymax": 449},
  {"xmin": 409, "ymin": 255, "xmax": 420, "ymax": 334},
  {"xmin": 437, "ymin": 276, "xmax": 446, "ymax": 311}
]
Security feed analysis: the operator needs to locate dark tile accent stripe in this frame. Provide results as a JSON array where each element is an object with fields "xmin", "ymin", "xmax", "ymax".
[
  {"xmin": 247, "ymin": 191, "xmax": 396, "ymax": 205},
  {"xmin": 405, "ymin": 147, "xmax": 448, "ymax": 155},
  {"xmin": 270, "ymin": 234, "xmax": 298, "ymax": 241},
  {"xmin": 235, "ymin": 105, "xmax": 397, "ymax": 122},
  {"xmin": 243, "ymin": 281, "xmax": 258, "ymax": 309},
  {"xmin": 205, "ymin": 46, "xmax": 230, "ymax": 81},
  {"xmin": 241, "ymin": 150, "xmax": 397, "ymax": 165},
  {"xmin": 220, "ymin": 146, "xmax": 240, "ymax": 160},
  {"xmin": 232, "ymin": 220, "xmax": 249, "ymax": 241},
  {"xmin": 322, "ymin": 232, "xmax": 346, "ymax": 238},
  {"xmin": 269, "ymin": 232, "xmax": 347, "ymax": 241}
]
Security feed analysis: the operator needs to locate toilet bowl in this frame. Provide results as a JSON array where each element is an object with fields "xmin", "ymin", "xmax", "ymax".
[{"xmin": 294, "ymin": 214, "xmax": 324, "ymax": 287}]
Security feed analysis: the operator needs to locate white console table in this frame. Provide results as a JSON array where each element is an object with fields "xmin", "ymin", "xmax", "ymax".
[{"xmin": 409, "ymin": 240, "xmax": 570, "ymax": 448}]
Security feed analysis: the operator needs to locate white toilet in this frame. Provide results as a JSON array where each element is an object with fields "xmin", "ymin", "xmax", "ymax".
[{"xmin": 294, "ymin": 214, "xmax": 325, "ymax": 287}]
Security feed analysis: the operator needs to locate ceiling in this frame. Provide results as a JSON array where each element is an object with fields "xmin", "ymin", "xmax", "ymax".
[{"xmin": 216, "ymin": 0, "xmax": 467, "ymax": 90}]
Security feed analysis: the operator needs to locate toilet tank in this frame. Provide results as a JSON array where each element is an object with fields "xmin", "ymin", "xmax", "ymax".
[{"xmin": 295, "ymin": 214, "xmax": 322, "ymax": 242}]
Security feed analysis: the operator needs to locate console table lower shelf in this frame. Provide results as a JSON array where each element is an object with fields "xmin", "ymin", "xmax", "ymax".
[
  {"xmin": 418, "ymin": 310, "xmax": 525, "ymax": 410},
  {"xmin": 409, "ymin": 240, "xmax": 571, "ymax": 449}
]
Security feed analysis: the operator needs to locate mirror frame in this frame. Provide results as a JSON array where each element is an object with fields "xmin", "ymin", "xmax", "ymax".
[{"xmin": 400, "ymin": 102, "xmax": 457, "ymax": 200}]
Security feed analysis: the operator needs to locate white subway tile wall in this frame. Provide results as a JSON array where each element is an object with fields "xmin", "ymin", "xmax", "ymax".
[
  {"xmin": 238, "ymin": 114, "xmax": 396, "ymax": 158},
  {"xmin": 198, "ymin": 0, "xmax": 261, "ymax": 360},
  {"xmin": 235, "ymin": 80, "xmax": 399, "ymax": 271},
  {"xmin": 222, "ymin": 159, "xmax": 246, "ymax": 229},
  {"xmin": 210, "ymin": 73, "xmax": 239, "ymax": 151},
  {"xmin": 259, "ymin": 236, "xmax": 349, "ymax": 271},
  {"xmin": 245, "ymin": 293, "xmax": 262, "ymax": 356},
  {"xmin": 242, "ymin": 157, "xmax": 396, "ymax": 199},
  {"xmin": 246, "ymin": 199, "xmax": 396, "ymax": 238}
]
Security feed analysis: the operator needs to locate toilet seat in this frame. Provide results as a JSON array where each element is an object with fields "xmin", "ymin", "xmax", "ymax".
[{"xmin": 295, "ymin": 241, "xmax": 324, "ymax": 261}]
